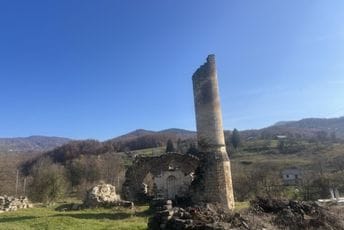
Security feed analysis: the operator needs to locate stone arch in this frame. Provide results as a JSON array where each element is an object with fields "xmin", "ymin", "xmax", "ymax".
[
  {"xmin": 122, "ymin": 153, "xmax": 199, "ymax": 201},
  {"xmin": 166, "ymin": 175, "xmax": 177, "ymax": 199}
]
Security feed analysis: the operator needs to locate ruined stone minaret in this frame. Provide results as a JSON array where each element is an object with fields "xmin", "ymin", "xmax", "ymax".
[{"xmin": 192, "ymin": 54, "xmax": 235, "ymax": 210}]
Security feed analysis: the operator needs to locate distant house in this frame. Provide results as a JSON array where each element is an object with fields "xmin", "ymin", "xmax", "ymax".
[
  {"xmin": 246, "ymin": 136, "xmax": 255, "ymax": 141},
  {"xmin": 281, "ymin": 167, "xmax": 302, "ymax": 185},
  {"xmin": 276, "ymin": 135, "xmax": 287, "ymax": 139}
]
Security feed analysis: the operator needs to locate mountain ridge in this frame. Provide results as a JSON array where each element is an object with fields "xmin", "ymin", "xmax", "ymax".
[
  {"xmin": 2, "ymin": 116, "xmax": 344, "ymax": 153},
  {"xmin": 0, "ymin": 136, "xmax": 72, "ymax": 153}
]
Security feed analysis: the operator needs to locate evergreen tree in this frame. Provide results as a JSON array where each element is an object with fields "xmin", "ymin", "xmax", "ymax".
[
  {"xmin": 186, "ymin": 144, "xmax": 199, "ymax": 156},
  {"xmin": 165, "ymin": 139, "xmax": 175, "ymax": 153},
  {"xmin": 231, "ymin": 128, "xmax": 241, "ymax": 149}
]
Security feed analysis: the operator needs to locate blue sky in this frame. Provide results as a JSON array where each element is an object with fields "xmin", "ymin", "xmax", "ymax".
[{"xmin": 0, "ymin": 0, "xmax": 343, "ymax": 140}]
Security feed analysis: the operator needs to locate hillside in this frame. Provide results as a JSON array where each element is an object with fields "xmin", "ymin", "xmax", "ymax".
[
  {"xmin": 273, "ymin": 117, "xmax": 344, "ymax": 138},
  {"xmin": 2, "ymin": 116, "xmax": 343, "ymax": 155},
  {"xmin": 104, "ymin": 128, "xmax": 196, "ymax": 152},
  {"xmin": 112, "ymin": 128, "xmax": 195, "ymax": 142},
  {"xmin": 21, "ymin": 129, "xmax": 197, "ymax": 173},
  {"xmin": 0, "ymin": 136, "xmax": 72, "ymax": 153},
  {"xmin": 16, "ymin": 115, "xmax": 344, "ymax": 170},
  {"xmin": 238, "ymin": 117, "xmax": 344, "ymax": 140}
]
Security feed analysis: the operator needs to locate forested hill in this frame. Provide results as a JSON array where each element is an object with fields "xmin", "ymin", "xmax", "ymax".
[
  {"xmin": 273, "ymin": 117, "xmax": 344, "ymax": 138},
  {"xmin": 110, "ymin": 128, "xmax": 196, "ymax": 146},
  {"xmin": 20, "ymin": 129, "xmax": 197, "ymax": 174},
  {"xmin": 0, "ymin": 136, "xmax": 72, "ymax": 153},
  {"xmin": 111, "ymin": 117, "xmax": 344, "ymax": 143},
  {"xmin": 242, "ymin": 116, "xmax": 344, "ymax": 140},
  {"xmin": 19, "ymin": 116, "xmax": 344, "ymax": 175},
  {"xmin": 4, "ymin": 115, "xmax": 344, "ymax": 157}
]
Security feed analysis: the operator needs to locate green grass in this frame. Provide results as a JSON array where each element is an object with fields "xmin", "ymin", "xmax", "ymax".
[
  {"xmin": 0, "ymin": 201, "xmax": 251, "ymax": 230},
  {"xmin": 232, "ymin": 142, "xmax": 344, "ymax": 170},
  {"xmin": 232, "ymin": 151, "xmax": 313, "ymax": 168},
  {"xmin": 0, "ymin": 204, "xmax": 151, "ymax": 230},
  {"xmin": 120, "ymin": 147, "xmax": 165, "ymax": 166},
  {"xmin": 132, "ymin": 147, "xmax": 165, "ymax": 157},
  {"xmin": 234, "ymin": 201, "xmax": 249, "ymax": 211}
]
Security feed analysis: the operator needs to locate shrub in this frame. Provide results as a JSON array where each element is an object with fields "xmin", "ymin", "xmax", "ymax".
[{"xmin": 28, "ymin": 158, "xmax": 68, "ymax": 203}]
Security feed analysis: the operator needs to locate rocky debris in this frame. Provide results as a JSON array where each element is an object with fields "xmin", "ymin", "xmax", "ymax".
[
  {"xmin": 0, "ymin": 195, "xmax": 32, "ymax": 212},
  {"xmin": 250, "ymin": 197, "xmax": 344, "ymax": 230},
  {"xmin": 148, "ymin": 200, "xmax": 249, "ymax": 230},
  {"xmin": 83, "ymin": 183, "xmax": 121, "ymax": 208},
  {"xmin": 148, "ymin": 198, "xmax": 344, "ymax": 230},
  {"xmin": 83, "ymin": 183, "xmax": 134, "ymax": 209},
  {"xmin": 149, "ymin": 198, "xmax": 169, "ymax": 211}
]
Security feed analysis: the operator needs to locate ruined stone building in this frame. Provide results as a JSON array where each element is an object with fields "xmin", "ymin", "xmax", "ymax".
[
  {"xmin": 122, "ymin": 54, "xmax": 234, "ymax": 210},
  {"xmin": 122, "ymin": 153, "xmax": 199, "ymax": 201}
]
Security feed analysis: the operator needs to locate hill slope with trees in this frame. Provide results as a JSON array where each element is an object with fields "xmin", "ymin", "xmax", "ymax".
[{"xmin": 0, "ymin": 136, "xmax": 72, "ymax": 153}]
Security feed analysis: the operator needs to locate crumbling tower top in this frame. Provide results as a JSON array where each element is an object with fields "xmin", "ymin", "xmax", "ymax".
[
  {"xmin": 206, "ymin": 54, "xmax": 216, "ymax": 63},
  {"xmin": 192, "ymin": 54, "xmax": 226, "ymax": 153}
]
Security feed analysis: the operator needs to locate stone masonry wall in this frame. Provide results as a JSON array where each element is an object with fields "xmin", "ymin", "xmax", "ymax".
[
  {"xmin": 192, "ymin": 55, "xmax": 235, "ymax": 210},
  {"xmin": 192, "ymin": 54, "xmax": 226, "ymax": 153},
  {"xmin": 0, "ymin": 196, "xmax": 32, "ymax": 212},
  {"xmin": 122, "ymin": 153, "xmax": 199, "ymax": 201}
]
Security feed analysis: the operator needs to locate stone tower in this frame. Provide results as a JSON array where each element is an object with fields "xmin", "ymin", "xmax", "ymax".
[{"xmin": 192, "ymin": 54, "xmax": 235, "ymax": 210}]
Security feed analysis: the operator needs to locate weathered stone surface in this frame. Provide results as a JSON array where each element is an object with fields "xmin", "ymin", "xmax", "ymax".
[
  {"xmin": 192, "ymin": 54, "xmax": 227, "ymax": 153},
  {"xmin": 192, "ymin": 55, "xmax": 235, "ymax": 210},
  {"xmin": 83, "ymin": 183, "xmax": 121, "ymax": 208},
  {"xmin": 122, "ymin": 153, "xmax": 199, "ymax": 201},
  {"xmin": 0, "ymin": 195, "xmax": 32, "ymax": 212}
]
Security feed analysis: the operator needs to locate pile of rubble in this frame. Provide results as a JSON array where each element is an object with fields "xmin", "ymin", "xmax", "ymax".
[
  {"xmin": 83, "ymin": 183, "xmax": 133, "ymax": 209},
  {"xmin": 148, "ymin": 200, "xmax": 248, "ymax": 230},
  {"xmin": 56, "ymin": 183, "xmax": 133, "ymax": 211},
  {"xmin": 0, "ymin": 195, "xmax": 32, "ymax": 213},
  {"xmin": 148, "ymin": 197, "xmax": 344, "ymax": 230},
  {"xmin": 250, "ymin": 197, "xmax": 344, "ymax": 230}
]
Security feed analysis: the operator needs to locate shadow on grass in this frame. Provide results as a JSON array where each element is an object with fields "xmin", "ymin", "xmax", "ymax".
[
  {"xmin": 135, "ymin": 208, "xmax": 154, "ymax": 217},
  {"xmin": 52, "ymin": 208, "xmax": 153, "ymax": 220},
  {"xmin": 55, "ymin": 203, "xmax": 82, "ymax": 211},
  {"xmin": 0, "ymin": 216, "xmax": 37, "ymax": 223},
  {"xmin": 53, "ymin": 212, "xmax": 132, "ymax": 220}
]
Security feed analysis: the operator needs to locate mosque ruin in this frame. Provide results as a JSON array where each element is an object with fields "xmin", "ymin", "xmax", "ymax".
[{"xmin": 123, "ymin": 54, "xmax": 234, "ymax": 210}]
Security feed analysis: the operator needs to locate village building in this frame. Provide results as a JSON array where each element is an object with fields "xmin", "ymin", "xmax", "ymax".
[{"xmin": 281, "ymin": 167, "xmax": 303, "ymax": 185}]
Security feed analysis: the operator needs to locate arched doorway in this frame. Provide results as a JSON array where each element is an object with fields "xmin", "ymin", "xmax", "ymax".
[{"xmin": 166, "ymin": 175, "xmax": 177, "ymax": 199}]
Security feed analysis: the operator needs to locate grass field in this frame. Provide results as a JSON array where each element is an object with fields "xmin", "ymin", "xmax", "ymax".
[
  {"xmin": 0, "ymin": 204, "xmax": 151, "ymax": 230},
  {"xmin": 0, "ymin": 202, "xmax": 251, "ymax": 230}
]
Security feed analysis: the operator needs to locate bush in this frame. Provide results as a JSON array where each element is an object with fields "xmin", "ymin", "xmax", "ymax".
[{"xmin": 28, "ymin": 158, "xmax": 68, "ymax": 203}]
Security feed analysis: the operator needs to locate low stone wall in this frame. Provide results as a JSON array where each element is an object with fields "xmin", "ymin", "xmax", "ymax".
[{"xmin": 0, "ymin": 195, "xmax": 32, "ymax": 212}]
